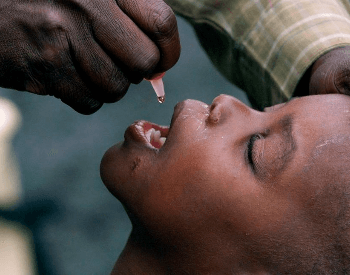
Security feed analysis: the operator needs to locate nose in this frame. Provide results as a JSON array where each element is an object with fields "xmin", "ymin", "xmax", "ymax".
[{"xmin": 207, "ymin": 94, "xmax": 252, "ymax": 125}]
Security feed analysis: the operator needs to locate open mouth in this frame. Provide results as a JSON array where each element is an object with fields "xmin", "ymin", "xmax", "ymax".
[
  {"xmin": 126, "ymin": 120, "xmax": 169, "ymax": 150},
  {"xmin": 125, "ymin": 99, "xmax": 208, "ymax": 150},
  {"xmin": 145, "ymin": 126, "xmax": 167, "ymax": 149},
  {"xmin": 143, "ymin": 121, "xmax": 169, "ymax": 149}
]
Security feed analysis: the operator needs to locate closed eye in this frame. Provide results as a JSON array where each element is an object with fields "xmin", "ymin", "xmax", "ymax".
[{"xmin": 247, "ymin": 134, "xmax": 263, "ymax": 171}]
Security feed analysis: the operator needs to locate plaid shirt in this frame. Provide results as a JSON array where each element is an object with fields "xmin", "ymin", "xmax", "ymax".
[{"xmin": 165, "ymin": 0, "xmax": 350, "ymax": 109}]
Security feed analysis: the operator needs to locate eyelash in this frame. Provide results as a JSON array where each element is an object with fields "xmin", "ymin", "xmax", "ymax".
[{"xmin": 247, "ymin": 134, "xmax": 263, "ymax": 169}]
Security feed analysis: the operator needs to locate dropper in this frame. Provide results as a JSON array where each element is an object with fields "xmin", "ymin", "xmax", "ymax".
[{"xmin": 145, "ymin": 72, "xmax": 165, "ymax": 103}]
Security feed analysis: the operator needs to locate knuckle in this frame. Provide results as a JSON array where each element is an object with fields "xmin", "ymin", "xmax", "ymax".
[
  {"xmin": 19, "ymin": 8, "xmax": 70, "ymax": 62},
  {"xmin": 44, "ymin": 10, "xmax": 66, "ymax": 29},
  {"xmin": 30, "ymin": 7, "xmax": 68, "ymax": 34},
  {"xmin": 151, "ymin": 4, "xmax": 177, "ymax": 35}
]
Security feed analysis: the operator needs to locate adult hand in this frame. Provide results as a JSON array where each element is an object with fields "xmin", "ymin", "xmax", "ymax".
[
  {"xmin": 0, "ymin": 0, "xmax": 180, "ymax": 114},
  {"xmin": 296, "ymin": 46, "xmax": 350, "ymax": 97}
]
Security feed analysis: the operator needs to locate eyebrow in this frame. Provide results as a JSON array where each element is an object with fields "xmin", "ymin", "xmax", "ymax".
[
  {"xmin": 276, "ymin": 114, "xmax": 297, "ymax": 173},
  {"xmin": 264, "ymin": 97, "xmax": 298, "ymax": 112}
]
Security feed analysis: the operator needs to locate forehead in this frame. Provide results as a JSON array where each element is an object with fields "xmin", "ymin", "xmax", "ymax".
[
  {"xmin": 281, "ymin": 95, "xmax": 350, "ymax": 131},
  {"xmin": 283, "ymin": 95, "xmax": 350, "ymax": 180},
  {"xmin": 289, "ymin": 94, "xmax": 350, "ymax": 115}
]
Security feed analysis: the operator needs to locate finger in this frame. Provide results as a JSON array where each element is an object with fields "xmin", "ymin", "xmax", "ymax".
[
  {"xmin": 92, "ymin": 2, "xmax": 160, "ymax": 80},
  {"xmin": 309, "ymin": 61, "xmax": 338, "ymax": 95},
  {"xmin": 334, "ymin": 62, "xmax": 350, "ymax": 96},
  {"xmin": 308, "ymin": 47, "xmax": 350, "ymax": 95},
  {"xmin": 57, "ymin": 66, "xmax": 104, "ymax": 114},
  {"xmin": 69, "ymin": 34, "xmax": 131, "ymax": 103},
  {"xmin": 26, "ymin": 63, "xmax": 103, "ymax": 115},
  {"xmin": 62, "ymin": 92, "xmax": 103, "ymax": 115},
  {"xmin": 117, "ymin": 0, "xmax": 181, "ymax": 75}
]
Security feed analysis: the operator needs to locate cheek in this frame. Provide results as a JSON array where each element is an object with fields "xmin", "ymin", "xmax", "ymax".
[
  {"xmin": 100, "ymin": 145, "xmax": 125, "ymax": 196},
  {"xmin": 135, "ymin": 144, "xmax": 224, "ymax": 233},
  {"xmin": 148, "ymin": 146, "xmax": 211, "ymax": 207},
  {"xmin": 143, "ymin": 146, "xmax": 241, "ymax": 227},
  {"xmin": 202, "ymin": 163, "xmax": 297, "ymax": 237}
]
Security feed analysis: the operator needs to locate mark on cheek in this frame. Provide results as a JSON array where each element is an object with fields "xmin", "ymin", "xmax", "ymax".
[
  {"xmin": 314, "ymin": 136, "xmax": 348, "ymax": 154},
  {"xmin": 131, "ymin": 157, "xmax": 142, "ymax": 171},
  {"xmin": 316, "ymin": 140, "xmax": 333, "ymax": 149}
]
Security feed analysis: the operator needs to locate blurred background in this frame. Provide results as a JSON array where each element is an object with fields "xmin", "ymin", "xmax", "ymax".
[{"xmin": 0, "ymin": 16, "xmax": 249, "ymax": 275}]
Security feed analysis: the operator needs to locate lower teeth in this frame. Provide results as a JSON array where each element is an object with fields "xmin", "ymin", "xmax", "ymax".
[
  {"xmin": 159, "ymin": 137, "xmax": 166, "ymax": 146},
  {"xmin": 145, "ymin": 128, "xmax": 167, "ymax": 148}
]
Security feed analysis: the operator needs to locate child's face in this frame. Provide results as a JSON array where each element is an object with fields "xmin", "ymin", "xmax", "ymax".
[{"xmin": 101, "ymin": 94, "xmax": 350, "ymax": 273}]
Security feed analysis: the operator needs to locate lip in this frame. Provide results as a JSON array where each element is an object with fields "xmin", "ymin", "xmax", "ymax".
[
  {"xmin": 124, "ymin": 120, "xmax": 169, "ymax": 150},
  {"xmin": 123, "ymin": 99, "xmax": 209, "ymax": 150},
  {"xmin": 169, "ymin": 100, "xmax": 187, "ymax": 128},
  {"xmin": 171, "ymin": 99, "xmax": 210, "ymax": 124}
]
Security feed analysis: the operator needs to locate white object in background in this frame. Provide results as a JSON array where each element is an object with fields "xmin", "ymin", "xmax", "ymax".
[
  {"xmin": 0, "ymin": 97, "xmax": 37, "ymax": 275},
  {"xmin": 0, "ymin": 97, "xmax": 22, "ymax": 206},
  {"xmin": 0, "ymin": 218, "xmax": 37, "ymax": 275}
]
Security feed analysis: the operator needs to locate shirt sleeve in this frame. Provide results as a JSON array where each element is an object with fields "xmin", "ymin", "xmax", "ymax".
[{"xmin": 164, "ymin": 0, "xmax": 350, "ymax": 109}]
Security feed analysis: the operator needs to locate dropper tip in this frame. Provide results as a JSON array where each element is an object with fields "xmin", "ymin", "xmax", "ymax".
[
  {"xmin": 144, "ymin": 72, "xmax": 166, "ymax": 103},
  {"xmin": 157, "ymin": 96, "xmax": 165, "ymax": 103}
]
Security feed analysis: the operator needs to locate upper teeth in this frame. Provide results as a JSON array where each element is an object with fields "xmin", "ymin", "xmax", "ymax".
[{"xmin": 145, "ymin": 128, "xmax": 166, "ymax": 147}]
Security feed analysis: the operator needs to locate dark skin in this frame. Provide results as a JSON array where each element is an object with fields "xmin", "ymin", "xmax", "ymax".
[
  {"xmin": 101, "ymin": 94, "xmax": 350, "ymax": 274},
  {"xmin": 0, "ymin": 0, "xmax": 180, "ymax": 114},
  {"xmin": 296, "ymin": 46, "xmax": 350, "ymax": 97}
]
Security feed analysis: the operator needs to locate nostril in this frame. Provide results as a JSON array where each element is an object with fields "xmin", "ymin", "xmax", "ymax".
[
  {"xmin": 208, "ymin": 94, "xmax": 246, "ymax": 125},
  {"xmin": 207, "ymin": 102, "xmax": 221, "ymax": 124},
  {"xmin": 208, "ymin": 111, "xmax": 221, "ymax": 124}
]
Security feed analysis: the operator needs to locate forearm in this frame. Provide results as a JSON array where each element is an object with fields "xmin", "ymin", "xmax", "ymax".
[{"xmin": 166, "ymin": 0, "xmax": 350, "ymax": 109}]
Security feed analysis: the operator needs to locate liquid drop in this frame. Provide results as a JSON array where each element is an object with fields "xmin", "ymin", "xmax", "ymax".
[{"xmin": 157, "ymin": 96, "xmax": 165, "ymax": 103}]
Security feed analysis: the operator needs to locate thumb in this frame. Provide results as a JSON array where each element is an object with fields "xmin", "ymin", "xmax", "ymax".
[
  {"xmin": 333, "ymin": 59, "xmax": 350, "ymax": 96},
  {"xmin": 309, "ymin": 61, "xmax": 339, "ymax": 95},
  {"xmin": 309, "ymin": 47, "xmax": 350, "ymax": 96}
]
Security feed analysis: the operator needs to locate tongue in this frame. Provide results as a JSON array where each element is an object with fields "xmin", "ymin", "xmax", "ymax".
[{"xmin": 151, "ymin": 139, "xmax": 162, "ymax": 149}]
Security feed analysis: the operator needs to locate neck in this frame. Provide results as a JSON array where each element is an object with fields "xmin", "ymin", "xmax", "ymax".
[
  {"xmin": 110, "ymin": 238, "xmax": 271, "ymax": 275},
  {"xmin": 111, "ymin": 238, "xmax": 166, "ymax": 275}
]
